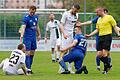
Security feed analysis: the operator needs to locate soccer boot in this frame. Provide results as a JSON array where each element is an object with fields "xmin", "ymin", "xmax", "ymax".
[{"xmin": 82, "ymin": 66, "xmax": 88, "ymax": 74}]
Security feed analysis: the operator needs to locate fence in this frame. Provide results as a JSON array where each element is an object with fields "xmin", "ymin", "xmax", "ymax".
[
  {"xmin": 0, "ymin": 9, "xmax": 119, "ymax": 51},
  {"xmin": 0, "ymin": 9, "xmax": 99, "ymax": 39}
]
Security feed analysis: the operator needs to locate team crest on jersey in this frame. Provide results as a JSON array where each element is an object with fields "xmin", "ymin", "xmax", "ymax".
[
  {"xmin": 30, "ymin": 20, "xmax": 32, "ymax": 22},
  {"xmin": 35, "ymin": 18, "xmax": 38, "ymax": 21}
]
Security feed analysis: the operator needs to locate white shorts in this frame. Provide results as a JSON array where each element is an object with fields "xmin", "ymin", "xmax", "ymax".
[
  {"xmin": 56, "ymin": 38, "xmax": 61, "ymax": 46},
  {"xmin": 50, "ymin": 38, "xmax": 57, "ymax": 48},
  {"xmin": 61, "ymin": 34, "xmax": 73, "ymax": 49}
]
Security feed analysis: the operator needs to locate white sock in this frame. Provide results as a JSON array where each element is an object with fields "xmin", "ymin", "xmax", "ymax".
[
  {"xmin": 97, "ymin": 66, "xmax": 100, "ymax": 68},
  {"xmin": 51, "ymin": 53, "xmax": 55, "ymax": 60},
  {"xmin": 68, "ymin": 63, "xmax": 72, "ymax": 71},
  {"xmin": 56, "ymin": 51, "xmax": 60, "ymax": 59}
]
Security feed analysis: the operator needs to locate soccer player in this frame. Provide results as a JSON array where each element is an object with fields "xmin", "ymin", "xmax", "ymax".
[
  {"xmin": 20, "ymin": 5, "xmax": 41, "ymax": 74},
  {"xmin": 59, "ymin": 22, "xmax": 88, "ymax": 74},
  {"xmin": 59, "ymin": 3, "xmax": 80, "ymax": 73},
  {"xmin": 45, "ymin": 13, "xmax": 61, "ymax": 62},
  {"xmin": 85, "ymin": 7, "xmax": 120, "ymax": 74},
  {"xmin": 80, "ymin": 8, "xmax": 112, "ymax": 71},
  {"xmin": 0, "ymin": 44, "xmax": 27, "ymax": 75}
]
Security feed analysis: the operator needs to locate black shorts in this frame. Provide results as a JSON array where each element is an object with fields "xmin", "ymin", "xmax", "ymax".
[{"xmin": 97, "ymin": 34, "xmax": 112, "ymax": 51}]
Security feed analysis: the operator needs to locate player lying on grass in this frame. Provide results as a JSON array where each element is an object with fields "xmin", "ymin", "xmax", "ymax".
[
  {"xmin": 0, "ymin": 44, "xmax": 28, "ymax": 75},
  {"xmin": 59, "ymin": 22, "xmax": 88, "ymax": 74}
]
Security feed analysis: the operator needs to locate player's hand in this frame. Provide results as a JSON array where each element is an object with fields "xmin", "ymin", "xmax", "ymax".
[
  {"xmin": 45, "ymin": 38, "xmax": 47, "ymax": 43},
  {"xmin": 61, "ymin": 48, "xmax": 67, "ymax": 52},
  {"xmin": 63, "ymin": 33, "xmax": 68, "ymax": 39},
  {"xmin": 85, "ymin": 34, "xmax": 91, "ymax": 38},
  {"xmin": 37, "ymin": 35, "xmax": 40, "ymax": 41}
]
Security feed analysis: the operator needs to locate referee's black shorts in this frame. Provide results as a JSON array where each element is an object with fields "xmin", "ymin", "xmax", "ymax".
[{"xmin": 97, "ymin": 34, "xmax": 112, "ymax": 51}]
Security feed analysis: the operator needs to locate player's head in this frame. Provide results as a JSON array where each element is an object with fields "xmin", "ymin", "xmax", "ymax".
[
  {"xmin": 74, "ymin": 22, "xmax": 82, "ymax": 34},
  {"xmin": 71, "ymin": 3, "xmax": 80, "ymax": 15},
  {"xmin": 96, "ymin": 7, "xmax": 104, "ymax": 17},
  {"xmin": 104, "ymin": 8, "xmax": 108, "ymax": 14},
  {"xmin": 17, "ymin": 44, "xmax": 26, "ymax": 53},
  {"xmin": 29, "ymin": 5, "xmax": 36, "ymax": 16},
  {"xmin": 49, "ymin": 13, "xmax": 55, "ymax": 21}
]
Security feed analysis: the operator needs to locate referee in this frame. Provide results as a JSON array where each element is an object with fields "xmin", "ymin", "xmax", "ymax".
[{"xmin": 86, "ymin": 7, "xmax": 120, "ymax": 74}]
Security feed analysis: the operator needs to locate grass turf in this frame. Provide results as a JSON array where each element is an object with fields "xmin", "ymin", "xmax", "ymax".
[{"xmin": 0, "ymin": 51, "xmax": 120, "ymax": 80}]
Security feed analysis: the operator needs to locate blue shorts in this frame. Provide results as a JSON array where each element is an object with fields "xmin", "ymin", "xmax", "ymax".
[
  {"xmin": 63, "ymin": 49, "xmax": 85, "ymax": 70},
  {"xmin": 23, "ymin": 37, "xmax": 37, "ymax": 51}
]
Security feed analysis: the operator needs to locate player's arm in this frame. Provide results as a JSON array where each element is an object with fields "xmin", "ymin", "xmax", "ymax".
[
  {"xmin": 85, "ymin": 29, "xmax": 98, "ymax": 38},
  {"xmin": 80, "ymin": 21, "xmax": 92, "ymax": 26},
  {"xmin": 113, "ymin": 26, "xmax": 120, "ymax": 36},
  {"xmin": 20, "ymin": 25, "xmax": 26, "ymax": 43},
  {"xmin": 61, "ymin": 40, "xmax": 78, "ymax": 53},
  {"xmin": 20, "ymin": 63, "xmax": 27, "ymax": 75},
  {"xmin": 60, "ymin": 12, "xmax": 68, "ymax": 39},
  {"xmin": 44, "ymin": 23, "xmax": 49, "ymax": 43},
  {"xmin": 109, "ymin": 15, "xmax": 120, "ymax": 36},
  {"xmin": 36, "ymin": 26, "xmax": 41, "ymax": 41}
]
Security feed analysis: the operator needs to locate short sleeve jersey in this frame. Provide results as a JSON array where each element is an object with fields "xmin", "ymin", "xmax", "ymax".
[
  {"xmin": 22, "ymin": 14, "xmax": 39, "ymax": 38},
  {"xmin": 73, "ymin": 34, "xmax": 87, "ymax": 53},
  {"xmin": 5, "ymin": 49, "xmax": 25, "ymax": 73},
  {"xmin": 61, "ymin": 10, "xmax": 78, "ymax": 35},
  {"xmin": 96, "ymin": 15, "xmax": 117, "ymax": 36},
  {"xmin": 46, "ymin": 20, "xmax": 61, "ymax": 39}
]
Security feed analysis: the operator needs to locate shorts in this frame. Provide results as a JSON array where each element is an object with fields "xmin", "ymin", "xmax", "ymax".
[
  {"xmin": 61, "ymin": 34, "xmax": 73, "ymax": 49},
  {"xmin": 23, "ymin": 37, "xmax": 37, "ymax": 51},
  {"xmin": 98, "ymin": 34, "xmax": 112, "ymax": 51},
  {"xmin": 56, "ymin": 38, "xmax": 61, "ymax": 46},
  {"xmin": 50, "ymin": 38, "xmax": 57, "ymax": 48}
]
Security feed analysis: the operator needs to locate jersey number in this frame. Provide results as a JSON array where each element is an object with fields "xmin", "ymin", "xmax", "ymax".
[
  {"xmin": 79, "ymin": 39, "xmax": 87, "ymax": 47},
  {"xmin": 9, "ymin": 54, "xmax": 19, "ymax": 64}
]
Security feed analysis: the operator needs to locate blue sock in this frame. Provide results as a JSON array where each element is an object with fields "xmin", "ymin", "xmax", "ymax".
[
  {"xmin": 30, "ymin": 55, "xmax": 34, "ymax": 67},
  {"xmin": 59, "ymin": 60, "xmax": 67, "ymax": 71},
  {"xmin": 25, "ymin": 55, "xmax": 31, "ymax": 69},
  {"xmin": 96, "ymin": 56, "xmax": 100, "ymax": 66},
  {"xmin": 108, "ymin": 57, "xmax": 111, "ymax": 65}
]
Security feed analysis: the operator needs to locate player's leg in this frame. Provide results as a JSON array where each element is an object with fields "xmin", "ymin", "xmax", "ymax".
[
  {"xmin": 73, "ymin": 50, "xmax": 86, "ymax": 74},
  {"xmin": 27, "ymin": 38, "xmax": 37, "ymax": 73},
  {"xmin": 100, "ymin": 35, "xmax": 112, "ymax": 74},
  {"xmin": 23, "ymin": 38, "xmax": 33, "ymax": 74},
  {"xmin": 96, "ymin": 51, "xmax": 100, "ymax": 71},
  {"xmin": 0, "ymin": 58, "xmax": 9, "ymax": 69},
  {"xmin": 67, "ymin": 36, "xmax": 74, "ymax": 73},
  {"xmin": 59, "ymin": 51, "xmax": 74, "ymax": 74},
  {"xmin": 56, "ymin": 39, "xmax": 61, "ymax": 61},
  {"xmin": 50, "ymin": 39, "xmax": 56, "ymax": 62},
  {"xmin": 96, "ymin": 39, "xmax": 101, "ymax": 71}
]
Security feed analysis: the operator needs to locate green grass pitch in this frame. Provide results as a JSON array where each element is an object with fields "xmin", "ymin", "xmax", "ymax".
[{"xmin": 0, "ymin": 51, "xmax": 120, "ymax": 80}]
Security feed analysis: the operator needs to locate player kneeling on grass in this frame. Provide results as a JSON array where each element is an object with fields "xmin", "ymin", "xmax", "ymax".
[
  {"xmin": 0, "ymin": 44, "xmax": 28, "ymax": 75},
  {"xmin": 59, "ymin": 22, "xmax": 88, "ymax": 74}
]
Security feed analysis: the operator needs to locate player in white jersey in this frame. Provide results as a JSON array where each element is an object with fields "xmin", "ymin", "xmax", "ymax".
[
  {"xmin": 0, "ymin": 44, "xmax": 27, "ymax": 75},
  {"xmin": 59, "ymin": 3, "xmax": 80, "ymax": 73},
  {"xmin": 45, "ymin": 13, "xmax": 61, "ymax": 62}
]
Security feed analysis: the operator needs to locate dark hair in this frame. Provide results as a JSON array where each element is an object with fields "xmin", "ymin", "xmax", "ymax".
[
  {"xmin": 29, "ymin": 5, "xmax": 36, "ymax": 10},
  {"xmin": 73, "ymin": 3, "xmax": 80, "ymax": 10},
  {"xmin": 17, "ymin": 44, "xmax": 24, "ymax": 50},
  {"xmin": 104, "ymin": 8, "xmax": 108, "ymax": 13}
]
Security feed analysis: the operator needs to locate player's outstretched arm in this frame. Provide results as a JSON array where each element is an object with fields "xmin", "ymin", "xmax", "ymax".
[
  {"xmin": 85, "ymin": 29, "xmax": 98, "ymax": 38},
  {"xmin": 80, "ymin": 21, "xmax": 92, "ymax": 26}
]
